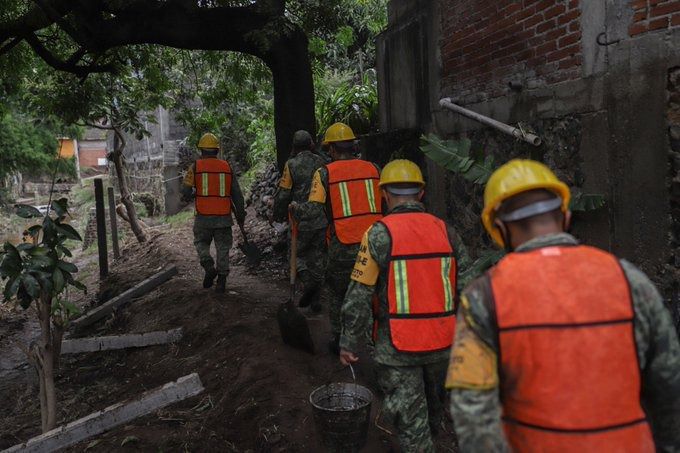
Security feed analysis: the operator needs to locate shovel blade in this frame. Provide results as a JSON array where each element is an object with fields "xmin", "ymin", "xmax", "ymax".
[
  {"xmin": 239, "ymin": 242, "xmax": 262, "ymax": 267},
  {"xmin": 277, "ymin": 301, "xmax": 315, "ymax": 354}
]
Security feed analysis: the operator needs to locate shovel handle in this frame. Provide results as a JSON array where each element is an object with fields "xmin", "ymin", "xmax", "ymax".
[
  {"xmin": 289, "ymin": 206, "xmax": 298, "ymax": 290},
  {"xmin": 232, "ymin": 201, "xmax": 250, "ymax": 245}
]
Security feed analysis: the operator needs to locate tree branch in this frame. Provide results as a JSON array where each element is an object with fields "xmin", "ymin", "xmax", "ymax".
[
  {"xmin": 0, "ymin": 0, "xmax": 74, "ymax": 44},
  {"xmin": 24, "ymin": 33, "xmax": 115, "ymax": 77},
  {"xmin": 32, "ymin": 0, "xmax": 97, "ymax": 51}
]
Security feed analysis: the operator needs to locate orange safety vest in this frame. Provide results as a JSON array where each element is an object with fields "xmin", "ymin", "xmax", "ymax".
[
  {"xmin": 381, "ymin": 212, "xmax": 457, "ymax": 353},
  {"xmin": 194, "ymin": 158, "xmax": 233, "ymax": 216},
  {"xmin": 489, "ymin": 245, "xmax": 654, "ymax": 452},
  {"xmin": 326, "ymin": 160, "xmax": 382, "ymax": 245}
]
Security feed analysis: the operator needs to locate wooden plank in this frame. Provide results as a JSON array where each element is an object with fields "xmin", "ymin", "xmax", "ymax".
[
  {"xmin": 94, "ymin": 178, "xmax": 108, "ymax": 278},
  {"xmin": 71, "ymin": 265, "xmax": 178, "ymax": 330},
  {"xmin": 2, "ymin": 373, "xmax": 204, "ymax": 453},
  {"xmin": 61, "ymin": 328, "xmax": 183, "ymax": 354}
]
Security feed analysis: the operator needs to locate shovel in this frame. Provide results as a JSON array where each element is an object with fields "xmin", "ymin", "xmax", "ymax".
[
  {"xmin": 276, "ymin": 211, "xmax": 315, "ymax": 353},
  {"xmin": 235, "ymin": 216, "xmax": 262, "ymax": 267}
]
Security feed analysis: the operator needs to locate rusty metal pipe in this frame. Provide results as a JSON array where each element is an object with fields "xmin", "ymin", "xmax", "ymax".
[{"xmin": 439, "ymin": 98, "xmax": 542, "ymax": 146}]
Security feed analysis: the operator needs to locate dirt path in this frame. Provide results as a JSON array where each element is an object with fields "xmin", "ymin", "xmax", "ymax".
[{"xmin": 0, "ymin": 213, "xmax": 457, "ymax": 452}]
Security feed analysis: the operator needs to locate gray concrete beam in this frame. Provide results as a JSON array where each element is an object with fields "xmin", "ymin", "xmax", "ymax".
[
  {"xmin": 2, "ymin": 373, "xmax": 204, "ymax": 453},
  {"xmin": 61, "ymin": 328, "xmax": 183, "ymax": 354},
  {"xmin": 71, "ymin": 265, "xmax": 178, "ymax": 330}
]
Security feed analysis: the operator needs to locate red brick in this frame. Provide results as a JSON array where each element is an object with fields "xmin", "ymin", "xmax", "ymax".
[
  {"xmin": 536, "ymin": 0, "xmax": 554, "ymax": 12},
  {"xmin": 544, "ymin": 4, "xmax": 566, "ymax": 20},
  {"xmin": 649, "ymin": 0, "xmax": 663, "ymax": 6},
  {"xmin": 633, "ymin": 10, "xmax": 648, "ymax": 22},
  {"xmin": 537, "ymin": 19, "xmax": 556, "ymax": 33},
  {"xmin": 558, "ymin": 31, "xmax": 581, "ymax": 47},
  {"xmin": 648, "ymin": 16, "xmax": 669, "ymax": 30},
  {"xmin": 523, "ymin": 13, "xmax": 544, "ymax": 29},
  {"xmin": 632, "ymin": 0, "xmax": 648, "ymax": 9},
  {"xmin": 535, "ymin": 40, "xmax": 558, "ymax": 56},
  {"xmin": 629, "ymin": 21, "xmax": 648, "ymax": 36},
  {"xmin": 559, "ymin": 55, "xmax": 582, "ymax": 69},
  {"xmin": 501, "ymin": 2, "xmax": 522, "ymax": 16},
  {"xmin": 568, "ymin": 0, "xmax": 579, "ymax": 10},
  {"xmin": 545, "ymin": 26, "xmax": 567, "ymax": 40},
  {"xmin": 515, "ymin": 48, "xmax": 535, "ymax": 62},
  {"xmin": 569, "ymin": 20, "xmax": 580, "ymax": 32},
  {"xmin": 558, "ymin": 9, "xmax": 580, "ymax": 25},
  {"xmin": 514, "ymin": 5, "xmax": 537, "ymax": 22},
  {"xmin": 650, "ymin": 1, "xmax": 680, "ymax": 17},
  {"xmin": 673, "ymin": 12, "xmax": 680, "ymax": 26},
  {"xmin": 546, "ymin": 43, "xmax": 580, "ymax": 63}
]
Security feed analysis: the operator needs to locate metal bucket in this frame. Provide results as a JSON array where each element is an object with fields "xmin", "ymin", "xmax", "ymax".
[{"xmin": 309, "ymin": 382, "xmax": 373, "ymax": 452}]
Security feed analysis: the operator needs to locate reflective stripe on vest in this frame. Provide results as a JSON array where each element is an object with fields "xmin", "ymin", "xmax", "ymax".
[
  {"xmin": 382, "ymin": 212, "xmax": 457, "ymax": 353},
  {"xmin": 490, "ymin": 245, "xmax": 653, "ymax": 452},
  {"xmin": 195, "ymin": 158, "xmax": 233, "ymax": 216},
  {"xmin": 326, "ymin": 160, "xmax": 382, "ymax": 245}
]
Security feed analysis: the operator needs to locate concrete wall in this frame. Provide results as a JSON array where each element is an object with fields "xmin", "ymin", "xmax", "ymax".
[{"xmin": 377, "ymin": 0, "xmax": 680, "ymax": 312}]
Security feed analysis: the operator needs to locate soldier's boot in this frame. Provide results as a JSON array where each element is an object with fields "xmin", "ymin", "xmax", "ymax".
[
  {"xmin": 203, "ymin": 268, "xmax": 217, "ymax": 289},
  {"xmin": 215, "ymin": 275, "xmax": 227, "ymax": 294}
]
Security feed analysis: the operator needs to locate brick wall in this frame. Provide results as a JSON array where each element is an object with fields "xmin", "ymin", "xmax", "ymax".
[
  {"xmin": 630, "ymin": 0, "xmax": 680, "ymax": 36},
  {"xmin": 441, "ymin": 0, "xmax": 582, "ymax": 101},
  {"xmin": 79, "ymin": 149, "xmax": 107, "ymax": 168}
]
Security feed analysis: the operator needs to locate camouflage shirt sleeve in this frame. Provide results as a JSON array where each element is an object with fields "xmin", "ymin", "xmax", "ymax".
[
  {"xmin": 230, "ymin": 173, "xmax": 246, "ymax": 223},
  {"xmin": 447, "ymin": 275, "xmax": 508, "ymax": 452},
  {"xmin": 340, "ymin": 224, "xmax": 385, "ymax": 354},
  {"xmin": 295, "ymin": 167, "xmax": 329, "ymax": 231},
  {"xmin": 446, "ymin": 224, "xmax": 472, "ymax": 293},
  {"xmin": 621, "ymin": 259, "xmax": 680, "ymax": 451}
]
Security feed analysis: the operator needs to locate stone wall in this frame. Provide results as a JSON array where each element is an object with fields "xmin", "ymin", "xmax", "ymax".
[{"xmin": 377, "ymin": 0, "xmax": 680, "ymax": 313}]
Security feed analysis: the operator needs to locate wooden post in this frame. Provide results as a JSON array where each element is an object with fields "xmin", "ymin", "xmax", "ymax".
[
  {"xmin": 94, "ymin": 178, "xmax": 108, "ymax": 278},
  {"xmin": 107, "ymin": 186, "xmax": 120, "ymax": 260}
]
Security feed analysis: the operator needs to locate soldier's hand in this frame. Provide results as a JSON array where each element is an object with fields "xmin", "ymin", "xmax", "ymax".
[{"xmin": 339, "ymin": 349, "xmax": 359, "ymax": 366}]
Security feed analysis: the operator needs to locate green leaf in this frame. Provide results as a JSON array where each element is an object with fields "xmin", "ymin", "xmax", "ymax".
[
  {"xmin": 14, "ymin": 204, "xmax": 42, "ymax": 218},
  {"xmin": 419, "ymin": 134, "xmax": 495, "ymax": 184},
  {"xmin": 57, "ymin": 261, "xmax": 78, "ymax": 273},
  {"xmin": 29, "ymin": 255, "xmax": 56, "ymax": 271},
  {"xmin": 3, "ymin": 275, "xmax": 21, "ymax": 301},
  {"xmin": 459, "ymin": 250, "xmax": 505, "ymax": 286},
  {"xmin": 53, "ymin": 268, "xmax": 65, "ymax": 293},
  {"xmin": 25, "ymin": 225, "xmax": 42, "ymax": 238},
  {"xmin": 51, "ymin": 198, "xmax": 69, "ymax": 217},
  {"xmin": 570, "ymin": 193, "xmax": 606, "ymax": 212},
  {"xmin": 56, "ymin": 224, "xmax": 82, "ymax": 242},
  {"xmin": 21, "ymin": 274, "xmax": 40, "ymax": 299},
  {"xmin": 57, "ymin": 245, "xmax": 73, "ymax": 258},
  {"xmin": 35, "ymin": 271, "xmax": 53, "ymax": 294},
  {"xmin": 16, "ymin": 243, "xmax": 35, "ymax": 252}
]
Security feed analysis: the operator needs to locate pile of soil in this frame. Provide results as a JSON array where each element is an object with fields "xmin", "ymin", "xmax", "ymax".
[{"xmin": 0, "ymin": 209, "xmax": 458, "ymax": 452}]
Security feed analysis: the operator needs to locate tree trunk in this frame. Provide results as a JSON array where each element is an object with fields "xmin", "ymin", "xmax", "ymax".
[
  {"xmin": 112, "ymin": 128, "xmax": 148, "ymax": 243},
  {"xmin": 33, "ymin": 291, "xmax": 58, "ymax": 432},
  {"xmin": 264, "ymin": 27, "xmax": 316, "ymax": 170}
]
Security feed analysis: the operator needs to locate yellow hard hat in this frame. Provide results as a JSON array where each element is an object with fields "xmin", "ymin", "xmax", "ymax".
[
  {"xmin": 323, "ymin": 122, "xmax": 356, "ymax": 144},
  {"xmin": 482, "ymin": 159, "xmax": 571, "ymax": 247},
  {"xmin": 197, "ymin": 132, "xmax": 220, "ymax": 150},
  {"xmin": 379, "ymin": 159, "xmax": 425, "ymax": 187}
]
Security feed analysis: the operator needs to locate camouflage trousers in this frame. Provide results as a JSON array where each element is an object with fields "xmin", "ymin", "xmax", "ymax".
[
  {"xmin": 293, "ymin": 228, "xmax": 327, "ymax": 292},
  {"xmin": 326, "ymin": 258, "xmax": 354, "ymax": 337},
  {"xmin": 375, "ymin": 360, "xmax": 448, "ymax": 453},
  {"xmin": 193, "ymin": 224, "xmax": 232, "ymax": 276}
]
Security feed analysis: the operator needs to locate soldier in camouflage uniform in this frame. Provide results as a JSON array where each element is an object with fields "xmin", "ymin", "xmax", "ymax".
[
  {"xmin": 181, "ymin": 133, "xmax": 246, "ymax": 294},
  {"xmin": 446, "ymin": 160, "xmax": 680, "ymax": 452},
  {"xmin": 295, "ymin": 123, "xmax": 383, "ymax": 354},
  {"xmin": 272, "ymin": 130, "xmax": 326, "ymax": 310},
  {"xmin": 340, "ymin": 160, "xmax": 470, "ymax": 453}
]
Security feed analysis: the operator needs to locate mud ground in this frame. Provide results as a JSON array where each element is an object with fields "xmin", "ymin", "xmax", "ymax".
[{"xmin": 0, "ymin": 209, "xmax": 458, "ymax": 452}]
